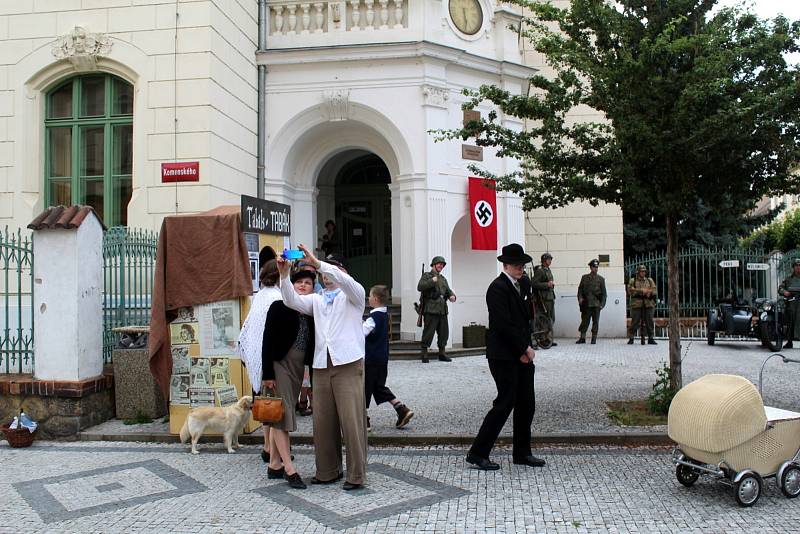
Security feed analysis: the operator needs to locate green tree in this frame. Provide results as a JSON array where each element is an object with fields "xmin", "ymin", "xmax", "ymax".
[{"xmin": 437, "ymin": 0, "xmax": 800, "ymax": 388}]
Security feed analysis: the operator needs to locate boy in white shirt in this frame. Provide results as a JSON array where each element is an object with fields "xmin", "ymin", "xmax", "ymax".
[{"xmin": 277, "ymin": 244, "xmax": 367, "ymax": 490}]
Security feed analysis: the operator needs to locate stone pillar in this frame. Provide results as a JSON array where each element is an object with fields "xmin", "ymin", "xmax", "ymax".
[{"xmin": 30, "ymin": 207, "xmax": 104, "ymax": 381}]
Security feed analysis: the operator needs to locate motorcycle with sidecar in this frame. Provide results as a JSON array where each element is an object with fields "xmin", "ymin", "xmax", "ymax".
[{"xmin": 706, "ymin": 295, "xmax": 784, "ymax": 351}]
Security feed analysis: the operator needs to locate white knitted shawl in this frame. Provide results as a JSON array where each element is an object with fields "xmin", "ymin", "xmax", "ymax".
[{"xmin": 237, "ymin": 286, "xmax": 281, "ymax": 394}]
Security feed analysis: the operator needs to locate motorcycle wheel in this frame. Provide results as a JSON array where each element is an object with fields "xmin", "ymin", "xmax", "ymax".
[{"xmin": 759, "ymin": 318, "xmax": 782, "ymax": 352}]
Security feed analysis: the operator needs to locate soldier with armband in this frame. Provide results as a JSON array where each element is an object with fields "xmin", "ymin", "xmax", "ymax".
[{"xmin": 780, "ymin": 258, "xmax": 800, "ymax": 349}]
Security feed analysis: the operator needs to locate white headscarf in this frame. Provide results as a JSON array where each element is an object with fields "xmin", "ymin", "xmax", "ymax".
[{"xmin": 237, "ymin": 285, "xmax": 281, "ymax": 393}]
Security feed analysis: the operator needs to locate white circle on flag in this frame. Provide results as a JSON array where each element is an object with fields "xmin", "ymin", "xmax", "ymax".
[{"xmin": 474, "ymin": 200, "xmax": 494, "ymax": 228}]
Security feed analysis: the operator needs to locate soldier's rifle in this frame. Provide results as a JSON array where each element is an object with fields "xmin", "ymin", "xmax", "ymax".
[{"xmin": 414, "ymin": 262, "xmax": 425, "ymax": 327}]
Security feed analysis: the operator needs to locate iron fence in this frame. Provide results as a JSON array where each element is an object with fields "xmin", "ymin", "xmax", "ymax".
[
  {"xmin": 624, "ymin": 247, "xmax": 782, "ymax": 319},
  {"xmin": 103, "ymin": 226, "xmax": 158, "ymax": 363},
  {"xmin": 0, "ymin": 228, "xmax": 34, "ymax": 374}
]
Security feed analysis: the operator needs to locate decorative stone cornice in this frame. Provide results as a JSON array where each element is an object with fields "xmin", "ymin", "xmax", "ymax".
[
  {"xmin": 421, "ymin": 84, "xmax": 449, "ymax": 108},
  {"xmin": 322, "ymin": 89, "xmax": 350, "ymax": 121},
  {"xmin": 52, "ymin": 26, "xmax": 113, "ymax": 70}
]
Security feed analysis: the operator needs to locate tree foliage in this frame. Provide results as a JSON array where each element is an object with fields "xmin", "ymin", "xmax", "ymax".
[
  {"xmin": 741, "ymin": 206, "xmax": 800, "ymax": 251},
  {"xmin": 625, "ymin": 198, "xmax": 783, "ymax": 255},
  {"xmin": 435, "ymin": 0, "xmax": 800, "ymax": 388}
]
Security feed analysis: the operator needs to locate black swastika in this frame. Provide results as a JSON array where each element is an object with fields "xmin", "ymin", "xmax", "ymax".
[{"xmin": 474, "ymin": 201, "xmax": 493, "ymax": 227}]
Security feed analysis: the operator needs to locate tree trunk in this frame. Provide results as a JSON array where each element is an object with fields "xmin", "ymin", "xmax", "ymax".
[{"xmin": 665, "ymin": 212, "xmax": 682, "ymax": 390}]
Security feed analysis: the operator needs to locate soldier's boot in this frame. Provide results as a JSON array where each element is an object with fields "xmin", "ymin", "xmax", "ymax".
[
  {"xmin": 421, "ymin": 347, "xmax": 429, "ymax": 364},
  {"xmin": 438, "ymin": 348, "xmax": 452, "ymax": 362},
  {"xmin": 648, "ymin": 338, "xmax": 657, "ymax": 345},
  {"xmin": 590, "ymin": 336, "xmax": 597, "ymax": 345},
  {"xmin": 640, "ymin": 337, "xmax": 645, "ymax": 345},
  {"xmin": 627, "ymin": 338, "xmax": 634, "ymax": 345},
  {"xmin": 576, "ymin": 337, "xmax": 586, "ymax": 344}
]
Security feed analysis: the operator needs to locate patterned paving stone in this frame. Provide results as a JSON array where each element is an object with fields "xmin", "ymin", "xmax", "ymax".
[{"xmin": 1, "ymin": 442, "xmax": 798, "ymax": 533}]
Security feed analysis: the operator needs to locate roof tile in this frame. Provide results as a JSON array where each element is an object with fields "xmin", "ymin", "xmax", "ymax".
[{"xmin": 27, "ymin": 205, "xmax": 106, "ymax": 231}]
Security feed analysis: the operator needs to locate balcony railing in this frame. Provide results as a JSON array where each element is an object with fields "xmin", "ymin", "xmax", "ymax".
[{"xmin": 268, "ymin": 0, "xmax": 409, "ymax": 40}]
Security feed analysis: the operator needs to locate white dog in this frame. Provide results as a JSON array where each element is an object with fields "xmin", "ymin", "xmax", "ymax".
[{"xmin": 179, "ymin": 395, "xmax": 253, "ymax": 454}]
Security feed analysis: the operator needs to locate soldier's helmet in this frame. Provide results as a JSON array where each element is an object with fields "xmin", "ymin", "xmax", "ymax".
[
  {"xmin": 431, "ymin": 256, "xmax": 447, "ymax": 267},
  {"xmin": 588, "ymin": 259, "xmax": 599, "ymax": 268},
  {"xmin": 541, "ymin": 252, "xmax": 553, "ymax": 261},
  {"xmin": 637, "ymin": 264, "xmax": 647, "ymax": 273}
]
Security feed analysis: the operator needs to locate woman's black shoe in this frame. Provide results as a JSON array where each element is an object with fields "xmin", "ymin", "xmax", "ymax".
[
  {"xmin": 260, "ymin": 449, "xmax": 270, "ymax": 463},
  {"xmin": 342, "ymin": 481, "xmax": 363, "ymax": 491},
  {"xmin": 285, "ymin": 472, "xmax": 307, "ymax": 489},
  {"xmin": 267, "ymin": 466, "xmax": 285, "ymax": 479}
]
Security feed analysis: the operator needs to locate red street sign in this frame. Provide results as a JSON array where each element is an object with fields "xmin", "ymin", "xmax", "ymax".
[{"xmin": 161, "ymin": 161, "xmax": 199, "ymax": 183}]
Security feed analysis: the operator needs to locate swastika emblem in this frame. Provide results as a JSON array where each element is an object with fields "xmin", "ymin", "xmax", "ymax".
[{"xmin": 473, "ymin": 200, "xmax": 494, "ymax": 228}]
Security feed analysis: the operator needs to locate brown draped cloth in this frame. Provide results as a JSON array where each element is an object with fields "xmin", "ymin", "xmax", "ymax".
[{"xmin": 149, "ymin": 206, "xmax": 253, "ymax": 400}]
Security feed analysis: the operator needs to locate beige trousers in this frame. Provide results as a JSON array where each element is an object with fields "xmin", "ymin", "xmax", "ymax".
[{"xmin": 312, "ymin": 355, "xmax": 367, "ymax": 485}]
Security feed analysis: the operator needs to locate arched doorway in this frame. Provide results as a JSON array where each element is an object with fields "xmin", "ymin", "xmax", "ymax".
[{"xmin": 331, "ymin": 153, "xmax": 392, "ymax": 290}]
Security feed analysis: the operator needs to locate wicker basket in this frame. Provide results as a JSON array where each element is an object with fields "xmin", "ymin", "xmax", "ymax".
[{"xmin": 1, "ymin": 424, "xmax": 36, "ymax": 448}]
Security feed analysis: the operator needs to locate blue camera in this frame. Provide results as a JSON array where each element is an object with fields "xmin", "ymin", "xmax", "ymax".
[{"xmin": 282, "ymin": 249, "xmax": 305, "ymax": 260}]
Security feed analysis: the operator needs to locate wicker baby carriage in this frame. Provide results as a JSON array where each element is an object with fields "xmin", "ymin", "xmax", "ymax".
[{"xmin": 668, "ymin": 354, "xmax": 800, "ymax": 507}]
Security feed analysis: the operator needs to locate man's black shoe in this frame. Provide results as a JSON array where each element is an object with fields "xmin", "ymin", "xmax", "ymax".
[
  {"xmin": 640, "ymin": 338, "xmax": 645, "ymax": 345},
  {"xmin": 576, "ymin": 338, "xmax": 586, "ymax": 344},
  {"xmin": 438, "ymin": 354, "xmax": 452, "ymax": 362},
  {"xmin": 284, "ymin": 472, "xmax": 307, "ymax": 489},
  {"xmin": 513, "ymin": 455, "xmax": 546, "ymax": 467},
  {"xmin": 784, "ymin": 341, "xmax": 794, "ymax": 349},
  {"xmin": 343, "ymin": 481, "xmax": 364, "ymax": 491},
  {"xmin": 267, "ymin": 466, "xmax": 285, "ymax": 479},
  {"xmin": 648, "ymin": 339, "xmax": 657, "ymax": 345},
  {"xmin": 627, "ymin": 338, "xmax": 634, "ymax": 345},
  {"xmin": 465, "ymin": 453, "xmax": 500, "ymax": 471},
  {"xmin": 310, "ymin": 473, "xmax": 343, "ymax": 485},
  {"xmin": 395, "ymin": 404, "xmax": 414, "ymax": 428}
]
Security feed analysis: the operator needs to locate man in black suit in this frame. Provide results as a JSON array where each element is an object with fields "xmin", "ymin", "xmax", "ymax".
[{"xmin": 466, "ymin": 243, "xmax": 546, "ymax": 471}]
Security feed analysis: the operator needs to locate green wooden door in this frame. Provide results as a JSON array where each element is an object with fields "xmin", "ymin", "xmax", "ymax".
[{"xmin": 336, "ymin": 185, "xmax": 392, "ymax": 291}]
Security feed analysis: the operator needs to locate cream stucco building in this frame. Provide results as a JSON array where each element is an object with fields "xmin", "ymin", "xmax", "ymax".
[{"xmin": 0, "ymin": 0, "xmax": 625, "ymax": 343}]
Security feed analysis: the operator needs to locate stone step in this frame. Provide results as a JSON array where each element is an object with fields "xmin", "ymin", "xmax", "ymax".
[{"xmin": 389, "ymin": 345, "xmax": 486, "ymax": 360}]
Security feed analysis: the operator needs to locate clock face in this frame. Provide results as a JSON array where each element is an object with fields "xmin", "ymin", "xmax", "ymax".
[{"xmin": 449, "ymin": 0, "xmax": 483, "ymax": 36}]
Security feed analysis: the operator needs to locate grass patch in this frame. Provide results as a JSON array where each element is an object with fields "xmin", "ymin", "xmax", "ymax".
[
  {"xmin": 607, "ymin": 400, "xmax": 667, "ymax": 427},
  {"xmin": 123, "ymin": 411, "xmax": 154, "ymax": 425}
]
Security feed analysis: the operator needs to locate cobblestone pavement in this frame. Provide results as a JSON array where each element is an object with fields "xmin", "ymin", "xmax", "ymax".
[
  {"xmin": 2, "ymin": 441, "xmax": 799, "ymax": 533},
  {"xmin": 89, "ymin": 339, "xmax": 800, "ymax": 438}
]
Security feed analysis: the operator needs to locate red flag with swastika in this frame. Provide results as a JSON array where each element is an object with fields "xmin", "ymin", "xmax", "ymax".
[{"xmin": 468, "ymin": 177, "xmax": 497, "ymax": 250}]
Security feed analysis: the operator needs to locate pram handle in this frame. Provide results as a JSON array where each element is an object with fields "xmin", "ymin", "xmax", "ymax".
[{"xmin": 758, "ymin": 352, "xmax": 800, "ymax": 397}]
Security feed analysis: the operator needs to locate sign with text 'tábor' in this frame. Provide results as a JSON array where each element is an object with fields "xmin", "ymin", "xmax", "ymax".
[
  {"xmin": 240, "ymin": 195, "xmax": 291, "ymax": 236},
  {"xmin": 161, "ymin": 161, "xmax": 200, "ymax": 182}
]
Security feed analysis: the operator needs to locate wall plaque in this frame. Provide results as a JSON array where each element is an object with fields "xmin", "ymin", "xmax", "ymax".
[
  {"xmin": 462, "ymin": 144, "xmax": 483, "ymax": 161},
  {"xmin": 463, "ymin": 110, "xmax": 481, "ymax": 126}
]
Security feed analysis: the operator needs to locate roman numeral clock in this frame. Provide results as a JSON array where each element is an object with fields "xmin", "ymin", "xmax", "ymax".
[{"xmin": 448, "ymin": 0, "xmax": 484, "ymax": 36}]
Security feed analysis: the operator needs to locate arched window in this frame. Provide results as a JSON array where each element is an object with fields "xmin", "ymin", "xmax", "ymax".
[{"xmin": 45, "ymin": 74, "xmax": 133, "ymax": 226}]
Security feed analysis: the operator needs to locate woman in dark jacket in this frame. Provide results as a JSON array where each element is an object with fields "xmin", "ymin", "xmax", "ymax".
[{"xmin": 262, "ymin": 269, "xmax": 315, "ymax": 489}]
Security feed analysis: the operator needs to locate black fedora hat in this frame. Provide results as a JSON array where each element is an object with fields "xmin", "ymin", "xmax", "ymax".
[{"xmin": 497, "ymin": 243, "xmax": 532, "ymax": 265}]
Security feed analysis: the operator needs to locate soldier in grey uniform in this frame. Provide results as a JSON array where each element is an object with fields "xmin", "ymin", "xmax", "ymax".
[
  {"xmin": 531, "ymin": 253, "xmax": 557, "ymax": 347},
  {"xmin": 627, "ymin": 264, "xmax": 658, "ymax": 345},
  {"xmin": 417, "ymin": 256, "xmax": 457, "ymax": 363},
  {"xmin": 576, "ymin": 259, "xmax": 607, "ymax": 344},
  {"xmin": 780, "ymin": 258, "xmax": 800, "ymax": 349}
]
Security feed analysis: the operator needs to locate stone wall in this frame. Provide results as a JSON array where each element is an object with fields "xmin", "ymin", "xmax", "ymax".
[{"xmin": 0, "ymin": 372, "xmax": 114, "ymax": 439}]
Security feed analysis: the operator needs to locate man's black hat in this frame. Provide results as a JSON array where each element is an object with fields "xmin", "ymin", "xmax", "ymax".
[
  {"xmin": 324, "ymin": 253, "xmax": 349, "ymax": 272},
  {"xmin": 497, "ymin": 243, "xmax": 532, "ymax": 265}
]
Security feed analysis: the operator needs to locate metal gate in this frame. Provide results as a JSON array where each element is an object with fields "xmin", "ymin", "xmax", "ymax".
[
  {"xmin": 0, "ymin": 228, "xmax": 34, "ymax": 374},
  {"xmin": 103, "ymin": 226, "xmax": 158, "ymax": 363}
]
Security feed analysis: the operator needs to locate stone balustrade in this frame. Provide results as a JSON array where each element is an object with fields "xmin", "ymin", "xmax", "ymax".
[{"xmin": 269, "ymin": 0, "xmax": 408, "ymax": 36}]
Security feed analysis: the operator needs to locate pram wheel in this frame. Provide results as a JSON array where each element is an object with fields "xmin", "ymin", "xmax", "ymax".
[
  {"xmin": 780, "ymin": 465, "xmax": 800, "ymax": 498},
  {"xmin": 676, "ymin": 464, "xmax": 699, "ymax": 487},
  {"xmin": 734, "ymin": 472, "xmax": 762, "ymax": 507}
]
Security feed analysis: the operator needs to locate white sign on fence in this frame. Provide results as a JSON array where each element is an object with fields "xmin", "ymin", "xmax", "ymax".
[
  {"xmin": 719, "ymin": 260, "xmax": 740, "ymax": 268},
  {"xmin": 746, "ymin": 262, "xmax": 769, "ymax": 271}
]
